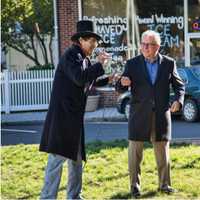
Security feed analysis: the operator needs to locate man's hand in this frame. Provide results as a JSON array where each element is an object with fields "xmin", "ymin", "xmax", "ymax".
[
  {"xmin": 121, "ymin": 76, "xmax": 131, "ymax": 86},
  {"xmin": 97, "ymin": 52, "xmax": 111, "ymax": 67},
  {"xmin": 170, "ymin": 101, "xmax": 181, "ymax": 113},
  {"xmin": 108, "ymin": 73, "xmax": 121, "ymax": 84}
]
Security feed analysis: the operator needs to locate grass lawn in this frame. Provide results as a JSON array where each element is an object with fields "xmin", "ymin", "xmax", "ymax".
[{"xmin": 1, "ymin": 140, "xmax": 200, "ymax": 199}]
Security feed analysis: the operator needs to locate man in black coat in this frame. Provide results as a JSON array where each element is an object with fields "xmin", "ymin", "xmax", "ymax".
[
  {"xmin": 39, "ymin": 20, "xmax": 111, "ymax": 199},
  {"xmin": 116, "ymin": 30, "xmax": 185, "ymax": 198}
]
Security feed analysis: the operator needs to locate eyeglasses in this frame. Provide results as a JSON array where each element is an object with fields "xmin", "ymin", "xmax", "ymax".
[{"xmin": 141, "ymin": 42, "xmax": 157, "ymax": 48}]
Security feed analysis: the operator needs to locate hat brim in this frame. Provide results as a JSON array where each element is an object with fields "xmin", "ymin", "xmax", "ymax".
[{"xmin": 71, "ymin": 31, "xmax": 102, "ymax": 42}]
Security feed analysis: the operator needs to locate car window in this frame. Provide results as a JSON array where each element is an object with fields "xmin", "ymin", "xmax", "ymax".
[
  {"xmin": 178, "ymin": 69, "xmax": 188, "ymax": 83},
  {"xmin": 191, "ymin": 67, "xmax": 200, "ymax": 80}
]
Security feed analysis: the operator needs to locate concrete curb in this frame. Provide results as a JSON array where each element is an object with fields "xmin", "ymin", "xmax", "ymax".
[
  {"xmin": 171, "ymin": 138, "xmax": 200, "ymax": 145},
  {"xmin": 1, "ymin": 108, "xmax": 126, "ymax": 125},
  {"xmin": 1, "ymin": 117, "xmax": 127, "ymax": 125}
]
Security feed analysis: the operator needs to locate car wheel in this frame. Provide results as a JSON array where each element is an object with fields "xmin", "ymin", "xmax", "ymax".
[
  {"xmin": 125, "ymin": 101, "xmax": 130, "ymax": 120},
  {"xmin": 183, "ymin": 99, "xmax": 199, "ymax": 122}
]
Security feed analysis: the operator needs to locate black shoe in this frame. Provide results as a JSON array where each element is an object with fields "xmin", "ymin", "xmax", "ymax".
[
  {"xmin": 131, "ymin": 187, "xmax": 141, "ymax": 198},
  {"xmin": 159, "ymin": 185, "xmax": 177, "ymax": 194}
]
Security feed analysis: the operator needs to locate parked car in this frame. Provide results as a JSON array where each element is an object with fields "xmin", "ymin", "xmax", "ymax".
[{"xmin": 116, "ymin": 66, "xmax": 200, "ymax": 122}]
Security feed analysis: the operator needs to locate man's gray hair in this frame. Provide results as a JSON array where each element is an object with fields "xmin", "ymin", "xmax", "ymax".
[{"xmin": 141, "ymin": 30, "xmax": 161, "ymax": 45}]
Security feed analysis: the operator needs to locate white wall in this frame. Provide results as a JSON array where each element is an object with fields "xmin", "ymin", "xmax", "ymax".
[{"xmin": 5, "ymin": 36, "xmax": 57, "ymax": 71}]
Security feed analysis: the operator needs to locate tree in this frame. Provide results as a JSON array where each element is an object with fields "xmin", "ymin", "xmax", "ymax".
[{"xmin": 1, "ymin": 0, "xmax": 54, "ymax": 67}]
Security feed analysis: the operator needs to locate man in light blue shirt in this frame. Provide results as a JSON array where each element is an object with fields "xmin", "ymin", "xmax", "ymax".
[
  {"xmin": 118, "ymin": 30, "xmax": 185, "ymax": 198},
  {"xmin": 145, "ymin": 57, "xmax": 158, "ymax": 85}
]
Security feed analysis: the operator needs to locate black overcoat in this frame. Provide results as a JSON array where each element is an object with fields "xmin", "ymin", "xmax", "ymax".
[
  {"xmin": 39, "ymin": 44, "xmax": 105, "ymax": 161},
  {"xmin": 116, "ymin": 54, "xmax": 185, "ymax": 141}
]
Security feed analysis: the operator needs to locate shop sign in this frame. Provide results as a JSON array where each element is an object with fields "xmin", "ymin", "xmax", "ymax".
[
  {"xmin": 83, "ymin": 16, "xmax": 128, "ymax": 53},
  {"xmin": 136, "ymin": 14, "xmax": 184, "ymax": 48}
]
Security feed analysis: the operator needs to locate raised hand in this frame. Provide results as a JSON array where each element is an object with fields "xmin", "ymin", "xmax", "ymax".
[
  {"xmin": 170, "ymin": 101, "xmax": 181, "ymax": 112},
  {"xmin": 97, "ymin": 52, "xmax": 111, "ymax": 67}
]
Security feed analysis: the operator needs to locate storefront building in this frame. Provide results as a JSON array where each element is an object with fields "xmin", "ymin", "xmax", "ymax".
[{"xmin": 57, "ymin": 0, "xmax": 200, "ymax": 68}]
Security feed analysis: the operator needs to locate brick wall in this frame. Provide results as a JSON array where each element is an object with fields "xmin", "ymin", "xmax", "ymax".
[
  {"xmin": 96, "ymin": 88, "xmax": 120, "ymax": 107},
  {"xmin": 57, "ymin": 0, "xmax": 79, "ymax": 55}
]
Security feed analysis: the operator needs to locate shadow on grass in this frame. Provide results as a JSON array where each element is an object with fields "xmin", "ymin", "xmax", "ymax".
[
  {"xmin": 86, "ymin": 139, "xmax": 128, "ymax": 155},
  {"xmin": 16, "ymin": 193, "xmax": 40, "ymax": 199},
  {"xmin": 58, "ymin": 186, "xmax": 66, "ymax": 192},
  {"xmin": 86, "ymin": 139, "xmax": 191, "ymax": 155},
  {"xmin": 95, "ymin": 172, "xmax": 129, "ymax": 182},
  {"xmin": 141, "ymin": 190, "xmax": 158, "ymax": 198},
  {"xmin": 179, "ymin": 156, "xmax": 200, "ymax": 169},
  {"xmin": 110, "ymin": 191, "xmax": 131, "ymax": 199},
  {"xmin": 110, "ymin": 190, "xmax": 158, "ymax": 199}
]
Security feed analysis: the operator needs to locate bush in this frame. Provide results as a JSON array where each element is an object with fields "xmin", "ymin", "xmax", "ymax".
[{"xmin": 27, "ymin": 64, "xmax": 54, "ymax": 70}]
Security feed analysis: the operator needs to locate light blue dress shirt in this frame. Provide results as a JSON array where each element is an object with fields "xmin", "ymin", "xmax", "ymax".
[{"xmin": 145, "ymin": 58, "xmax": 158, "ymax": 84}]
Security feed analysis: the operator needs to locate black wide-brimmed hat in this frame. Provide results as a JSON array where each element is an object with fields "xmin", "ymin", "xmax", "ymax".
[{"xmin": 71, "ymin": 20, "xmax": 102, "ymax": 42}]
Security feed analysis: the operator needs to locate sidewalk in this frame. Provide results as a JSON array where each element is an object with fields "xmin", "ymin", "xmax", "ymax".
[
  {"xmin": 1, "ymin": 108, "xmax": 200, "ymax": 145},
  {"xmin": 1, "ymin": 107, "xmax": 126, "ymax": 124}
]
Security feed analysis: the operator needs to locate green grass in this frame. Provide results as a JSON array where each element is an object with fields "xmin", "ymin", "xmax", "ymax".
[{"xmin": 1, "ymin": 140, "xmax": 200, "ymax": 199}]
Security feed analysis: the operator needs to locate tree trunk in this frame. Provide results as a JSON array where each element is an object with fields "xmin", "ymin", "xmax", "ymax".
[
  {"xmin": 35, "ymin": 33, "xmax": 49, "ymax": 65},
  {"xmin": 49, "ymin": 33, "xmax": 54, "ymax": 67},
  {"xmin": 30, "ymin": 34, "xmax": 40, "ymax": 65}
]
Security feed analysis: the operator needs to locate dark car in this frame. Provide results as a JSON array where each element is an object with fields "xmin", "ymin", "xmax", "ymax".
[{"xmin": 116, "ymin": 66, "xmax": 200, "ymax": 122}]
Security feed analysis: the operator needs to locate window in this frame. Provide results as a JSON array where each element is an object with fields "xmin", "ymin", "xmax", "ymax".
[
  {"xmin": 188, "ymin": 0, "xmax": 200, "ymax": 33},
  {"xmin": 83, "ymin": 0, "xmax": 185, "ymax": 67}
]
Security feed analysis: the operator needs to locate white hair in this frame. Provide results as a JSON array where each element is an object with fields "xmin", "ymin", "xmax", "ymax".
[{"xmin": 141, "ymin": 30, "xmax": 161, "ymax": 45}]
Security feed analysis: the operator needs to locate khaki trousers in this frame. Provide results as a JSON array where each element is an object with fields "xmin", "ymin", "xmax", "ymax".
[{"xmin": 128, "ymin": 113, "xmax": 171, "ymax": 191}]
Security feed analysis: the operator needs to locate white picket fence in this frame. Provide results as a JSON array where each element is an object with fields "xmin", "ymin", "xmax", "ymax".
[{"xmin": 1, "ymin": 69, "xmax": 55, "ymax": 113}]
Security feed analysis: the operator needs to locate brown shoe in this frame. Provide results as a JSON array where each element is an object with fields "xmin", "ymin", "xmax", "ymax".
[{"xmin": 159, "ymin": 185, "xmax": 177, "ymax": 194}]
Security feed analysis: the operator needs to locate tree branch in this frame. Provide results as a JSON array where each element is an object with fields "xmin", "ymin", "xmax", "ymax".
[{"xmin": 7, "ymin": 41, "xmax": 41, "ymax": 66}]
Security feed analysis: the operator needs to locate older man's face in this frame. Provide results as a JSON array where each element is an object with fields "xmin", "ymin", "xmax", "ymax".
[{"xmin": 140, "ymin": 35, "xmax": 160, "ymax": 60}]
